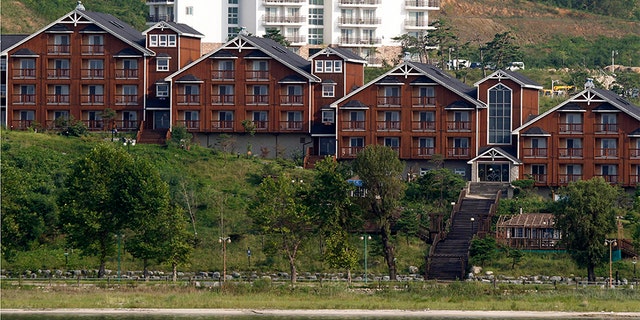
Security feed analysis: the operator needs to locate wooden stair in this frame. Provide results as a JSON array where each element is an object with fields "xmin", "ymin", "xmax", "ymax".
[{"xmin": 137, "ymin": 129, "xmax": 168, "ymax": 145}]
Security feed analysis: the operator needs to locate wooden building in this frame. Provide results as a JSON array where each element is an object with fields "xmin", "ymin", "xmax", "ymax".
[{"xmin": 496, "ymin": 213, "xmax": 562, "ymax": 250}]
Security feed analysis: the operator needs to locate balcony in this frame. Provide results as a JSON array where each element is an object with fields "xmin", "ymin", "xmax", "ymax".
[
  {"xmin": 411, "ymin": 120, "xmax": 435, "ymax": 132},
  {"xmin": 115, "ymin": 94, "xmax": 138, "ymax": 105},
  {"xmin": 12, "ymin": 94, "xmax": 36, "ymax": 104},
  {"xmin": 176, "ymin": 94, "xmax": 200, "ymax": 105},
  {"xmin": 632, "ymin": 148, "xmax": 640, "ymax": 158},
  {"xmin": 412, "ymin": 146, "xmax": 435, "ymax": 157},
  {"xmin": 280, "ymin": 120, "xmax": 303, "ymax": 131},
  {"xmin": 530, "ymin": 174, "xmax": 547, "ymax": 184},
  {"xmin": 558, "ymin": 174, "xmax": 582, "ymax": 184},
  {"xmin": 10, "ymin": 119, "xmax": 36, "ymax": 130},
  {"xmin": 211, "ymin": 70, "xmax": 235, "ymax": 81},
  {"xmin": 522, "ymin": 147, "xmax": 548, "ymax": 158},
  {"xmin": 446, "ymin": 121, "xmax": 471, "ymax": 132},
  {"xmin": 147, "ymin": 14, "xmax": 174, "ymax": 23},
  {"xmin": 146, "ymin": 0, "xmax": 174, "ymax": 3},
  {"xmin": 81, "ymin": 45, "xmax": 105, "ymax": 55},
  {"xmin": 595, "ymin": 174, "xmax": 619, "ymax": 184},
  {"xmin": 558, "ymin": 122, "xmax": 583, "ymax": 133},
  {"xmin": 341, "ymin": 146, "xmax": 364, "ymax": 158},
  {"xmin": 341, "ymin": 120, "xmax": 365, "ymax": 131},
  {"xmin": 115, "ymin": 68, "xmax": 138, "ymax": 79},
  {"xmin": 595, "ymin": 148, "xmax": 618, "ymax": 158},
  {"xmin": 246, "ymin": 71, "xmax": 269, "ymax": 81},
  {"xmin": 412, "ymin": 96, "xmax": 435, "ymax": 107},
  {"xmin": 82, "ymin": 120, "xmax": 106, "ymax": 131},
  {"xmin": 558, "ymin": 148, "xmax": 583, "ymax": 158},
  {"xmin": 113, "ymin": 119, "xmax": 139, "ymax": 130},
  {"xmin": 377, "ymin": 96, "xmax": 401, "ymax": 107},
  {"xmin": 81, "ymin": 68, "xmax": 105, "ymax": 79},
  {"xmin": 338, "ymin": 17, "xmax": 381, "ymax": 26},
  {"xmin": 246, "ymin": 95, "xmax": 269, "ymax": 105},
  {"xmin": 47, "ymin": 68, "xmax": 71, "ymax": 79},
  {"xmin": 252, "ymin": 120, "xmax": 269, "ymax": 131},
  {"xmin": 404, "ymin": 0, "xmax": 440, "ymax": 9},
  {"xmin": 376, "ymin": 120, "xmax": 401, "ymax": 131},
  {"xmin": 47, "ymin": 44, "xmax": 70, "ymax": 55},
  {"xmin": 404, "ymin": 19, "xmax": 433, "ymax": 30},
  {"xmin": 176, "ymin": 120, "xmax": 200, "ymax": 131},
  {"xmin": 262, "ymin": 15, "xmax": 306, "ymax": 25},
  {"xmin": 46, "ymin": 94, "xmax": 70, "ymax": 105},
  {"xmin": 338, "ymin": 0, "xmax": 381, "ymax": 6},
  {"xmin": 12, "ymin": 69, "xmax": 36, "ymax": 79},
  {"xmin": 211, "ymin": 94, "xmax": 235, "ymax": 105},
  {"xmin": 285, "ymin": 36, "xmax": 306, "ymax": 44},
  {"xmin": 338, "ymin": 37, "xmax": 382, "ymax": 46},
  {"xmin": 280, "ymin": 95, "xmax": 303, "ymax": 105},
  {"xmin": 211, "ymin": 120, "xmax": 234, "ymax": 131},
  {"xmin": 80, "ymin": 94, "xmax": 104, "ymax": 105},
  {"xmin": 263, "ymin": 0, "xmax": 305, "ymax": 5},
  {"xmin": 447, "ymin": 147, "xmax": 469, "ymax": 158},
  {"xmin": 594, "ymin": 123, "xmax": 618, "ymax": 134}
]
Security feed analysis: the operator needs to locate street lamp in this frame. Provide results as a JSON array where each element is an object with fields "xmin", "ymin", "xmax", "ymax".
[
  {"xmin": 64, "ymin": 250, "xmax": 69, "ymax": 270},
  {"xmin": 111, "ymin": 128, "xmax": 118, "ymax": 142},
  {"xmin": 219, "ymin": 236, "xmax": 231, "ymax": 282},
  {"xmin": 604, "ymin": 239, "xmax": 617, "ymax": 288},
  {"xmin": 470, "ymin": 217, "xmax": 475, "ymax": 234},
  {"xmin": 360, "ymin": 234, "xmax": 371, "ymax": 284},
  {"xmin": 633, "ymin": 256, "xmax": 637, "ymax": 283}
]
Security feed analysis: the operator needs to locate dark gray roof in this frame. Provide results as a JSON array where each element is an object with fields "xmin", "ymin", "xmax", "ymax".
[
  {"xmin": 329, "ymin": 47, "xmax": 366, "ymax": 62},
  {"xmin": 1, "ymin": 35, "xmax": 29, "ymax": 51},
  {"xmin": 410, "ymin": 62, "xmax": 477, "ymax": 99},
  {"xmin": 80, "ymin": 10, "xmax": 146, "ymax": 47},
  {"xmin": 311, "ymin": 123, "xmax": 335, "ymax": 135},
  {"xmin": 502, "ymin": 69, "xmax": 541, "ymax": 87},
  {"xmin": 558, "ymin": 103, "xmax": 584, "ymax": 111},
  {"xmin": 210, "ymin": 50, "xmax": 237, "ymax": 58},
  {"xmin": 163, "ymin": 22, "xmax": 204, "ymax": 37},
  {"xmin": 46, "ymin": 24, "xmax": 71, "ymax": 32},
  {"xmin": 593, "ymin": 102, "xmax": 618, "ymax": 111},
  {"xmin": 342, "ymin": 100, "xmax": 368, "ymax": 108},
  {"xmin": 176, "ymin": 74, "xmax": 202, "ymax": 82},
  {"xmin": 521, "ymin": 127, "xmax": 549, "ymax": 135},
  {"xmin": 410, "ymin": 75, "xmax": 437, "ymax": 84},
  {"xmin": 592, "ymin": 88, "xmax": 640, "ymax": 119},
  {"xmin": 375, "ymin": 76, "xmax": 403, "ymax": 85},
  {"xmin": 11, "ymin": 48, "xmax": 38, "ymax": 56},
  {"xmin": 279, "ymin": 75, "xmax": 307, "ymax": 83},
  {"xmin": 243, "ymin": 35, "xmax": 312, "ymax": 74},
  {"xmin": 445, "ymin": 100, "xmax": 474, "ymax": 109},
  {"xmin": 115, "ymin": 48, "xmax": 143, "ymax": 56}
]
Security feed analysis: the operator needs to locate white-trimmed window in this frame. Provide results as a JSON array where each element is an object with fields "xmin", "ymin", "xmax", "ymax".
[
  {"xmin": 156, "ymin": 84, "xmax": 169, "ymax": 97},
  {"xmin": 315, "ymin": 60, "xmax": 323, "ymax": 73},
  {"xmin": 186, "ymin": 6, "xmax": 194, "ymax": 15},
  {"xmin": 322, "ymin": 110, "xmax": 334, "ymax": 124},
  {"xmin": 324, "ymin": 60, "xmax": 333, "ymax": 72},
  {"xmin": 149, "ymin": 34, "xmax": 158, "ymax": 47},
  {"xmin": 168, "ymin": 35, "xmax": 176, "ymax": 47},
  {"xmin": 334, "ymin": 61, "xmax": 343, "ymax": 72},
  {"xmin": 322, "ymin": 83, "xmax": 336, "ymax": 97},
  {"xmin": 159, "ymin": 35, "xmax": 168, "ymax": 46},
  {"xmin": 157, "ymin": 57, "xmax": 170, "ymax": 71}
]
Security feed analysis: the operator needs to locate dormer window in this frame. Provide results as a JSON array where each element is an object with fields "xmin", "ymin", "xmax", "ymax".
[{"xmin": 149, "ymin": 34, "xmax": 177, "ymax": 47}]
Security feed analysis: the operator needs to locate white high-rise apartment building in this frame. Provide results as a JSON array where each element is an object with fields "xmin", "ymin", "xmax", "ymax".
[{"xmin": 146, "ymin": 0, "xmax": 439, "ymax": 64}]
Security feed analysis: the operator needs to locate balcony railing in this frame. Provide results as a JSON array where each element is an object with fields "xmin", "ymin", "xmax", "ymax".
[
  {"xmin": 447, "ymin": 147, "xmax": 469, "ymax": 157},
  {"xmin": 412, "ymin": 96, "xmax": 436, "ymax": 107},
  {"xmin": 12, "ymin": 94, "xmax": 36, "ymax": 104},
  {"xmin": 80, "ymin": 94, "xmax": 104, "ymax": 105},
  {"xmin": 285, "ymin": 36, "xmax": 306, "ymax": 44},
  {"xmin": 246, "ymin": 71, "xmax": 269, "ymax": 81},
  {"xmin": 377, "ymin": 96, "xmax": 401, "ymax": 106},
  {"xmin": 176, "ymin": 94, "xmax": 200, "ymax": 105},
  {"xmin": 341, "ymin": 146, "xmax": 364, "ymax": 158},
  {"xmin": 411, "ymin": 120, "xmax": 435, "ymax": 131},
  {"xmin": 376, "ymin": 120, "xmax": 401, "ymax": 131},
  {"xmin": 404, "ymin": 0, "xmax": 440, "ymax": 8},
  {"xmin": 631, "ymin": 148, "xmax": 640, "ymax": 158},
  {"xmin": 81, "ymin": 68, "xmax": 105, "ymax": 79},
  {"xmin": 530, "ymin": 174, "xmax": 547, "ymax": 184},
  {"xmin": 147, "ymin": 14, "xmax": 174, "ymax": 23},
  {"xmin": 262, "ymin": 15, "xmax": 306, "ymax": 24},
  {"xmin": 338, "ymin": 0, "xmax": 381, "ymax": 5},
  {"xmin": 211, "ymin": 120, "xmax": 234, "ymax": 131},
  {"xmin": 47, "ymin": 68, "xmax": 70, "ymax": 79},
  {"xmin": 252, "ymin": 120, "xmax": 269, "ymax": 130},
  {"xmin": 47, "ymin": 44, "xmax": 70, "ymax": 55},
  {"xmin": 280, "ymin": 121, "xmax": 303, "ymax": 131},
  {"xmin": 413, "ymin": 146, "xmax": 435, "ymax": 157},
  {"xmin": 558, "ymin": 122, "xmax": 583, "ymax": 133},
  {"xmin": 280, "ymin": 95, "xmax": 303, "ymax": 105},
  {"xmin": 341, "ymin": 120, "xmax": 365, "ymax": 131},
  {"xmin": 595, "ymin": 148, "xmax": 618, "ymax": 158},
  {"xmin": 113, "ymin": 120, "xmax": 139, "ymax": 130},
  {"xmin": 595, "ymin": 174, "xmax": 619, "ymax": 184},
  {"xmin": 81, "ymin": 45, "xmax": 105, "ymax": 55},
  {"xmin": 594, "ymin": 123, "xmax": 618, "ymax": 133},
  {"xmin": 115, "ymin": 68, "xmax": 138, "ymax": 79},
  {"xmin": 558, "ymin": 174, "xmax": 582, "ymax": 184},
  {"xmin": 176, "ymin": 120, "xmax": 200, "ymax": 131},
  {"xmin": 211, "ymin": 94, "xmax": 235, "ymax": 105},
  {"xmin": 446, "ymin": 121, "xmax": 471, "ymax": 131},
  {"xmin": 46, "ymin": 94, "xmax": 70, "ymax": 104},
  {"xmin": 338, "ymin": 37, "xmax": 382, "ymax": 45},
  {"xmin": 212, "ymin": 70, "xmax": 235, "ymax": 80},
  {"xmin": 82, "ymin": 120, "xmax": 106, "ymax": 131},
  {"xmin": 523, "ymin": 147, "xmax": 548, "ymax": 158},
  {"xmin": 246, "ymin": 95, "xmax": 269, "ymax": 105},
  {"xmin": 263, "ymin": 0, "xmax": 305, "ymax": 4},
  {"xmin": 115, "ymin": 94, "xmax": 138, "ymax": 105},
  {"xmin": 12, "ymin": 69, "xmax": 36, "ymax": 79},
  {"xmin": 10, "ymin": 120, "xmax": 36, "ymax": 130},
  {"xmin": 404, "ymin": 19, "xmax": 430, "ymax": 28},
  {"xmin": 558, "ymin": 148, "xmax": 583, "ymax": 158},
  {"xmin": 338, "ymin": 17, "xmax": 381, "ymax": 25},
  {"xmin": 631, "ymin": 175, "xmax": 639, "ymax": 184}
]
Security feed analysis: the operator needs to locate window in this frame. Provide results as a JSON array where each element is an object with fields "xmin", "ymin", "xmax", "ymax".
[
  {"xmin": 324, "ymin": 60, "xmax": 333, "ymax": 73},
  {"xmin": 184, "ymin": 111, "xmax": 199, "ymax": 128},
  {"xmin": 52, "ymin": 34, "xmax": 70, "ymax": 53},
  {"xmin": 601, "ymin": 165, "xmax": 618, "ymax": 182},
  {"xmin": 19, "ymin": 58, "xmax": 36, "ymax": 77},
  {"xmin": 322, "ymin": 83, "xmax": 335, "ymax": 97},
  {"xmin": 418, "ymin": 111, "xmax": 435, "ymax": 130},
  {"xmin": 54, "ymin": 110, "xmax": 69, "ymax": 120},
  {"xmin": 417, "ymin": 86, "xmax": 435, "ymax": 105},
  {"xmin": 418, "ymin": 137, "xmax": 434, "ymax": 156},
  {"xmin": 227, "ymin": 27, "xmax": 238, "ymax": 39},
  {"xmin": 384, "ymin": 137, "xmax": 399, "ymax": 149},
  {"xmin": 349, "ymin": 111, "xmax": 365, "ymax": 130},
  {"xmin": 121, "ymin": 59, "xmax": 138, "ymax": 78},
  {"xmin": 156, "ymin": 84, "xmax": 169, "ymax": 97},
  {"xmin": 531, "ymin": 164, "xmax": 546, "ymax": 182},
  {"xmin": 218, "ymin": 84, "xmax": 234, "ymax": 103},
  {"xmin": 157, "ymin": 57, "xmax": 170, "ymax": 71},
  {"xmin": 19, "ymin": 85, "xmax": 36, "ymax": 103},
  {"xmin": 228, "ymin": 0, "xmax": 238, "ymax": 3},
  {"xmin": 334, "ymin": 61, "xmax": 343, "ymax": 73},
  {"xmin": 253, "ymin": 111, "xmax": 268, "ymax": 129},
  {"xmin": 600, "ymin": 113, "xmax": 617, "ymax": 132},
  {"xmin": 87, "ymin": 59, "xmax": 103, "ymax": 78},
  {"xmin": 315, "ymin": 60, "xmax": 323, "ymax": 73},
  {"xmin": 228, "ymin": 7, "xmax": 238, "ymax": 24},
  {"xmin": 308, "ymin": 8, "xmax": 324, "ymax": 25},
  {"xmin": 309, "ymin": 0, "xmax": 323, "ymax": 4},
  {"xmin": 87, "ymin": 85, "xmax": 104, "ymax": 104},
  {"xmin": 286, "ymin": 111, "xmax": 302, "ymax": 129},
  {"xmin": 600, "ymin": 139, "xmax": 617, "ymax": 157},
  {"xmin": 51, "ymin": 85, "xmax": 70, "ymax": 104},
  {"xmin": 308, "ymin": 28, "xmax": 323, "ymax": 45},
  {"xmin": 382, "ymin": 111, "xmax": 400, "ymax": 130},
  {"xmin": 159, "ymin": 35, "xmax": 168, "ymax": 46},
  {"xmin": 452, "ymin": 138, "xmax": 469, "ymax": 156},
  {"xmin": 488, "ymin": 83, "xmax": 512, "ymax": 144},
  {"xmin": 168, "ymin": 35, "xmax": 177, "ymax": 47},
  {"xmin": 186, "ymin": 6, "xmax": 194, "ymax": 15},
  {"xmin": 322, "ymin": 110, "xmax": 334, "ymax": 124},
  {"xmin": 123, "ymin": 111, "xmax": 137, "ymax": 129},
  {"xmin": 52, "ymin": 59, "xmax": 70, "ymax": 78},
  {"xmin": 149, "ymin": 35, "xmax": 158, "ymax": 47}
]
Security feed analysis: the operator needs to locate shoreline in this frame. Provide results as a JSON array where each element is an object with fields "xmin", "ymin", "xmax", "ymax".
[{"xmin": 2, "ymin": 309, "xmax": 640, "ymax": 318}]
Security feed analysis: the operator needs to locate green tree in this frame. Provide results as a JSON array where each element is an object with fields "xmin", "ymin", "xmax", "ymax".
[
  {"xmin": 469, "ymin": 236, "xmax": 498, "ymax": 268},
  {"xmin": 353, "ymin": 145, "xmax": 406, "ymax": 280},
  {"xmin": 249, "ymin": 173, "xmax": 313, "ymax": 283},
  {"xmin": 308, "ymin": 158, "xmax": 361, "ymax": 281},
  {"xmin": 263, "ymin": 28, "xmax": 290, "ymax": 47},
  {"xmin": 59, "ymin": 144, "xmax": 173, "ymax": 278},
  {"xmin": 553, "ymin": 177, "xmax": 627, "ymax": 281},
  {"xmin": 483, "ymin": 32, "xmax": 523, "ymax": 69}
]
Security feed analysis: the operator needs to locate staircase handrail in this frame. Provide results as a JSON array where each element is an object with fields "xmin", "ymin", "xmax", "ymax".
[
  {"xmin": 481, "ymin": 189, "xmax": 501, "ymax": 237},
  {"xmin": 427, "ymin": 188, "xmax": 466, "ymax": 278},
  {"xmin": 135, "ymin": 120, "xmax": 144, "ymax": 142},
  {"xmin": 618, "ymin": 238, "xmax": 638, "ymax": 257}
]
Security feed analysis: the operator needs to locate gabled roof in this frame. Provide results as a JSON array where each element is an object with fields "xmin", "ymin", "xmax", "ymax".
[
  {"xmin": 142, "ymin": 21, "xmax": 204, "ymax": 38},
  {"xmin": 165, "ymin": 34, "xmax": 319, "ymax": 83},
  {"xmin": 11, "ymin": 48, "xmax": 38, "ymax": 57},
  {"xmin": 475, "ymin": 69, "xmax": 543, "ymax": 90},
  {"xmin": 498, "ymin": 213, "xmax": 555, "ymax": 228},
  {"xmin": 0, "ymin": 35, "xmax": 29, "ymax": 52},
  {"xmin": 521, "ymin": 127, "xmax": 550, "ymax": 136},
  {"xmin": 308, "ymin": 46, "xmax": 366, "ymax": 64},
  {"xmin": 331, "ymin": 61, "xmax": 482, "ymax": 108},
  {"xmin": 468, "ymin": 147, "xmax": 521, "ymax": 165},
  {"xmin": 514, "ymin": 87, "xmax": 640, "ymax": 134},
  {"xmin": 1, "ymin": 9, "xmax": 152, "ymax": 56}
]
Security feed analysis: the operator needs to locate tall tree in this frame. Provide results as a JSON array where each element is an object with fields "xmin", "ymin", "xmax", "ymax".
[
  {"xmin": 249, "ymin": 173, "xmax": 313, "ymax": 283},
  {"xmin": 553, "ymin": 177, "xmax": 627, "ymax": 281},
  {"xmin": 263, "ymin": 28, "xmax": 290, "ymax": 47},
  {"xmin": 483, "ymin": 31, "xmax": 523, "ymax": 69},
  {"xmin": 353, "ymin": 145, "xmax": 406, "ymax": 280},
  {"xmin": 59, "ymin": 144, "xmax": 173, "ymax": 278}
]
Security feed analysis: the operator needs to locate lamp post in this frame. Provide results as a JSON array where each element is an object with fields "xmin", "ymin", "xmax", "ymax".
[
  {"xmin": 247, "ymin": 247, "xmax": 252, "ymax": 269},
  {"xmin": 115, "ymin": 233, "xmax": 123, "ymax": 281},
  {"xmin": 633, "ymin": 256, "xmax": 637, "ymax": 283},
  {"xmin": 64, "ymin": 250, "xmax": 69, "ymax": 270},
  {"xmin": 604, "ymin": 239, "xmax": 617, "ymax": 288},
  {"xmin": 360, "ymin": 234, "xmax": 371, "ymax": 283},
  {"xmin": 470, "ymin": 217, "xmax": 475, "ymax": 234},
  {"xmin": 111, "ymin": 128, "xmax": 117, "ymax": 142},
  {"xmin": 219, "ymin": 236, "xmax": 231, "ymax": 282}
]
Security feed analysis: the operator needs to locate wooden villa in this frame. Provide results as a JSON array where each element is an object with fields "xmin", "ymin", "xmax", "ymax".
[{"xmin": 496, "ymin": 213, "xmax": 562, "ymax": 250}]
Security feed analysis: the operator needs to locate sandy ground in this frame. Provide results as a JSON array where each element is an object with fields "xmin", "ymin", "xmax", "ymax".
[{"xmin": 2, "ymin": 309, "xmax": 640, "ymax": 318}]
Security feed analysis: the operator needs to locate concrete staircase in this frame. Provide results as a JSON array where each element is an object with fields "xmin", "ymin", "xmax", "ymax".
[{"xmin": 427, "ymin": 183, "xmax": 507, "ymax": 280}]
